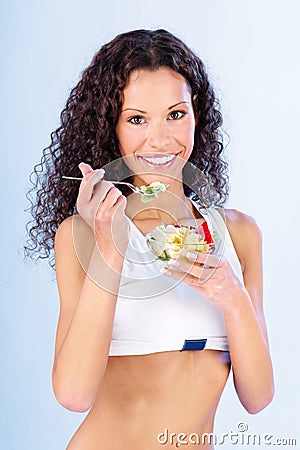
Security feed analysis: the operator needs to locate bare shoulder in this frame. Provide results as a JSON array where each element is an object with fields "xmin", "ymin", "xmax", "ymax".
[
  {"xmin": 54, "ymin": 215, "xmax": 73, "ymax": 246},
  {"xmin": 216, "ymin": 208, "xmax": 262, "ymax": 272},
  {"xmin": 55, "ymin": 214, "xmax": 92, "ymax": 250},
  {"xmin": 54, "ymin": 215, "xmax": 83, "ymax": 277},
  {"xmin": 54, "ymin": 214, "xmax": 95, "ymax": 283},
  {"xmin": 217, "ymin": 208, "xmax": 261, "ymax": 236}
]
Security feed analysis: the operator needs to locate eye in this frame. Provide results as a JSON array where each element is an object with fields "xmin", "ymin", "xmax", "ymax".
[
  {"xmin": 168, "ymin": 110, "xmax": 186, "ymax": 120},
  {"xmin": 128, "ymin": 115, "xmax": 145, "ymax": 125}
]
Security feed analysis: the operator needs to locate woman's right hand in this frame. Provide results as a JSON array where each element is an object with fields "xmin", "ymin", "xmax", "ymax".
[{"xmin": 76, "ymin": 162, "xmax": 129, "ymax": 254}]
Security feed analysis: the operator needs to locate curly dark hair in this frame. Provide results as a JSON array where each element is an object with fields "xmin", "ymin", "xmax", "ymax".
[{"xmin": 25, "ymin": 28, "xmax": 229, "ymax": 266}]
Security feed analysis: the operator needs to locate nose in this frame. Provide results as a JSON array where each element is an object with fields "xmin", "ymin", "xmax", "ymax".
[{"xmin": 147, "ymin": 121, "xmax": 172, "ymax": 149}]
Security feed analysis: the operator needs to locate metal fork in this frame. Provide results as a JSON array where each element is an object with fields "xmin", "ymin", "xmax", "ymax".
[{"xmin": 62, "ymin": 176, "xmax": 149, "ymax": 195}]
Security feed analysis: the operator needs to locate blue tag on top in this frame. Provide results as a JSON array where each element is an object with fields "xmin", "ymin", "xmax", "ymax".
[{"xmin": 181, "ymin": 339, "xmax": 207, "ymax": 351}]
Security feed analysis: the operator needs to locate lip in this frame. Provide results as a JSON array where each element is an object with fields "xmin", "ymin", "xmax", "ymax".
[{"xmin": 137, "ymin": 152, "xmax": 181, "ymax": 169}]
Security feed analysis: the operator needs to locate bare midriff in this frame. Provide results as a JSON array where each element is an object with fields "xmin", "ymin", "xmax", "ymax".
[{"xmin": 66, "ymin": 349, "xmax": 231, "ymax": 450}]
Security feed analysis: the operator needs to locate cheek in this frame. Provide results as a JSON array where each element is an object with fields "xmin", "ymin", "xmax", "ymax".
[
  {"xmin": 188, "ymin": 120, "xmax": 196, "ymax": 148},
  {"xmin": 176, "ymin": 121, "xmax": 195, "ymax": 148},
  {"xmin": 117, "ymin": 126, "xmax": 144, "ymax": 156}
]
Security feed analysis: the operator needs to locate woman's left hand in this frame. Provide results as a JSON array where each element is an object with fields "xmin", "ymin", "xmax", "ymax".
[{"xmin": 162, "ymin": 251, "xmax": 248, "ymax": 313}]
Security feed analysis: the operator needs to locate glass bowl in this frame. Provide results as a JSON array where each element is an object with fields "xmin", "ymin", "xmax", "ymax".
[{"xmin": 146, "ymin": 224, "xmax": 220, "ymax": 264}]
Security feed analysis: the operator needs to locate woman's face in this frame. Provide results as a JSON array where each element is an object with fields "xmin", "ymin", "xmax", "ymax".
[{"xmin": 116, "ymin": 67, "xmax": 196, "ymax": 186}]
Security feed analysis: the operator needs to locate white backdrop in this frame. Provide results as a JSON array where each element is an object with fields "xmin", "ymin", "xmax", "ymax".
[{"xmin": 1, "ymin": 0, "xmax": 299, "ymax": 448}]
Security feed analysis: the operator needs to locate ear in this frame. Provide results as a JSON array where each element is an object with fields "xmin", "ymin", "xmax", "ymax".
[{"xmin": 192, "ymin": 94, "xmax": 199, "ymax": 125}]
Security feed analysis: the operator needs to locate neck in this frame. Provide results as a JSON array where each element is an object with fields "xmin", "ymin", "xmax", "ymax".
[
  {"xmin": 127, "ymin": 172, "xmax": 195, "ymax": 223},
  {"xmin": 125, "ymin": 192, "xmax": 194, "ymax": 225}
]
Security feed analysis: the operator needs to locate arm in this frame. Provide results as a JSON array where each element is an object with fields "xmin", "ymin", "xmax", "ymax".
[
  {"xmin": 221, "ymin": 209, "xmax": 274, "ymax": 413},
  {"xmin": 52, "ymin": 164, "xmax": 129, "ymax": 412},
  {"xmin": 52, "ymin": 217, "xmax": 124, "ymax": 412},
  {"xmin": 163, "ymin": 208, "xmax": 274, "ymax": 413}
]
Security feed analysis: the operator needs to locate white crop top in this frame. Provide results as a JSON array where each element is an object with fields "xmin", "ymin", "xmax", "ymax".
[{"xmin": 109, "ymin": 202, "xmax": 244, "ymax": 356}]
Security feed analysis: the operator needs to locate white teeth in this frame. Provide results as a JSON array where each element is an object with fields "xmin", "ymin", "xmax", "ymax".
[{"xmin": 142, "ymin": 154, "xmax": 175, "ymax": 165}]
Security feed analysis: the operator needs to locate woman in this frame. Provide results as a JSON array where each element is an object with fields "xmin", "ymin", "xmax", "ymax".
[{"xmin": 26, "ymin": 29, "xmax": 274, "ymax": 449}]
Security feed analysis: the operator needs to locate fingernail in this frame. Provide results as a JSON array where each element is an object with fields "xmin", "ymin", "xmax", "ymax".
[
  {"xmin": 186, "ymin": 252, "xmax": 198, "ymax": 261},
  {"xmin": 91, "ymin": 169, "xmax": 105, "ymax": 181},
  {"xmin": 168, "ymin": 259, "xmax": 180, "ymax": 267}
]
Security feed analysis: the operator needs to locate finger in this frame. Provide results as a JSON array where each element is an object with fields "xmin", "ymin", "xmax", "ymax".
[
  {"xmin": 162, "ymin": 264, "xmax": 215, "ymax": 285},
  {"xmin": 99, "ymin": 185, "xmax": 124, "ymax": 209},
  {"xmin": 78, "ymin": 162, "xmax": 94, "ymax": 176},
  {"xmin": 161, "ymin": 266, "xmax": 191, "ymax": 284},
  {"xmin": 78, "ymin": 162, "xmax": 106, "ymax": 185},
  {"xmin": 167, "ymin": 258, "xmax": 196, "ymax": 273},
  {"xmin": 114, "ymin": 194, "xmax": 127, "ymax": 207},
  {"xmin": 78, "ymin": 170, "xmax": 105, "ymax": 204},
  {"xmin": 186, "ymin": 251, "xmax": 223, "ymax": 268},
  {"xmin": 167, "ymin": 258, "xmax": 217, "ymax": 280},
  {"xmin": 79, "ymin": 162, "xmax": 93, "ymax": 177},
  {"xmin": 88, "ymin": 181, "xmax": 123, "ymax": 215}
]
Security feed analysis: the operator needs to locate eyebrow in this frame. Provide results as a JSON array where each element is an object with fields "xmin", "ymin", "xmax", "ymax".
[{"xmin": 121, "ymin": 101, "xmax": 189, "ymax": 113}]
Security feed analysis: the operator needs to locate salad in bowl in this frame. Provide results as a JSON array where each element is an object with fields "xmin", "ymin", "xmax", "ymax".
[{"xmin": 146, "ymin": 221, "xmax": 220, "ymax": 262}]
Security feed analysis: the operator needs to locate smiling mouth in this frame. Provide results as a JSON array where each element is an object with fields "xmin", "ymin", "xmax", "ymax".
[{"xmin": 138, "ymin": 153, "xmax": 179, "ymax": 166}]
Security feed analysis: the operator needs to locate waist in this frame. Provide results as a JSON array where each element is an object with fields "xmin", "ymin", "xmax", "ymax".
[
  {"xmin": 68, "ymin": 351, "xmax": 230, "ymax": 449},
  {"xmin": 99, "ymin": 349, "xmax": 230, "ymax": 406}
]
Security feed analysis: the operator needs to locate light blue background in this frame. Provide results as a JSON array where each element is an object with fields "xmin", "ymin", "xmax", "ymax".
[{"xmin": 1, "ymin": 0, "xmax": 299, "ymax": 448}]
